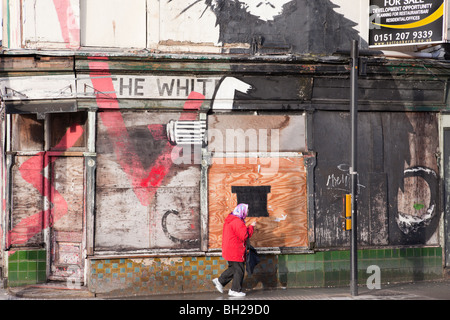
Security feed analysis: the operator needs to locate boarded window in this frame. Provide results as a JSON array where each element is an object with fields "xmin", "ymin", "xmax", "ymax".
[
  {"xmin": 8, "ymin": 111, "xmax": 88, "ymax": 248},
  {"xmin": 208, "ymin": 157, "xmax": 308, "ymax": 249},
  {"xmin": 11, "ymin": 114, "xmax": 44, "ymax": 152},
  {"xmin": 11, "ymin": 155, "xmax": 45, "ymax": 247},
  {"xmin": 313, "ymin": 111, "xmax": 440, "ymax": 248},
  {"xmin": 207, "ymin": 113, "xmax": 308, "ymax": 250},
  {"xmin": 95, "ymin": 110, "xmax": 201, "ymax": 251},
  {"xmin": 50, "ymin": 112, "xmax": 87, "ymax": 151},
  {"xmin": 11, "ymin": 112, "xmax": 87, "ymax": 152}
]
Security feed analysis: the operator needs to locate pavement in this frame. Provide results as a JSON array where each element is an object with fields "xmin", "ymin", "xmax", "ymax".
[
  {"xmin": 3, "ymin": 280, "xmax": 448, "ymax": 319},
  {"xmin": 2, "ymin": 278, "xmax": 450, "ymax": 300},
  {"xmin": 148, "ymin": 279, "xmax": 450, "ymax": 301}
]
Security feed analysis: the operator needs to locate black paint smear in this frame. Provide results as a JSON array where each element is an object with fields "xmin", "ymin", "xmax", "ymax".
[
  {"xmin": 162, "ymin": 210, "xmax": 200, "ymax": 246},
  {"xmin": 232, "ymin": 186, "xmax": 271, "ymax": 217},
  {"xmin": 203, "ymin": 0, "xmax": 365, "ymax": 54}
]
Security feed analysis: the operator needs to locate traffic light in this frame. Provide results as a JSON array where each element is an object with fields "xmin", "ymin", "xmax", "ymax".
[{"xmin": 343, "ymin": 194, "xmax": 352, "ymax": 231}]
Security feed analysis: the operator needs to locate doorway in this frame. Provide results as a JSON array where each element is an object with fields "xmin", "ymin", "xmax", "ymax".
[{"xmin": 48, "ymin": 156, "xmax": 85, "ymax": 285}]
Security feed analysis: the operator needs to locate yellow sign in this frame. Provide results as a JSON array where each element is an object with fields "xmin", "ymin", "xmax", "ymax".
[
  {"xmin": 369, "ymin": 0, "xmax": 445, "ymax": 47},
  {"xmin": 371, "ymin": 3, "xmax": 443, "ymax": 29}
]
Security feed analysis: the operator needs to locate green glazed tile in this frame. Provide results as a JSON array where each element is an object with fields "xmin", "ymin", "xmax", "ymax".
[
  {"xmin": 8, "ymin": 252, "xmax": 18, "ymax": 261},
  {"xmin": 323, "ymin": 251, "xmax": 332, "ymax": 261},
  {"xmin": 9, "ymin": 262, "xmax": 18, "ymax": 272},
  {"xmin": 37, "ymin": 262, "xmax": 46, "ymax": 272},
  {"xmin": 18, "ymin": 262, "xmax": 28, "ymax": 271},
  {"xmin": 37, "ymin": 271, "xmax": 46, "ymax": 282},
  {"xmin": 28, "ymin": 251, "xmax": 38, "ymax": 260},
  {"xmin": 340, "ymin": 250, "xmax": 350, "ymax": 260},
  {"xmin": 331, "ymin": 251, "xmax": 340, "ymax": 261},
  {"xmin": 37, "ymin": 250, "xmax": 46, "ymax": 260},
  {"xmin": 28, "ymin": 262, "xmax": 37, "ymax": 272},
  {"xmin": 18, "ymin": 251, "xmax": 27, "ymax": 260}
]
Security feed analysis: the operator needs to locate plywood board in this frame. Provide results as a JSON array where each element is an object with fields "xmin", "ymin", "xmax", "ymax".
[
  {"xmin": 11, "ymin": 156, "xmax": 45, "ymax": 246},
  {"xmin": 208, "ymin": 157, "xmax": 308, "ymax": 249}
]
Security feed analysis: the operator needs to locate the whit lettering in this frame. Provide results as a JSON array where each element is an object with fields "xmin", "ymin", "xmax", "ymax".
[{"xmin": 91, "ymin": 76, "xmax": 220, "ymax": 98}]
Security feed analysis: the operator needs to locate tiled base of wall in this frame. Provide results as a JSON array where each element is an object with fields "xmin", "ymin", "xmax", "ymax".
[
  {"xmin": 8, "ymin": 250, "xmax": 46, "ymax": 287},
  {"xmin": 89, "ymin": 256, "xmax": 226, "ymax": 296},
  {"xmin": 278, "ymin": 247, "xmax": 443, "ymax": 288},
  {"xmin": 88, "ymin": 247, "xmax": 443, "ymax": 296}
]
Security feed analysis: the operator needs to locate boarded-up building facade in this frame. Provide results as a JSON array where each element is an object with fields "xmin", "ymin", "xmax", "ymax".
[{"xmin": 0, "ymin": 0, "xmax": 448, "ymax": 294}]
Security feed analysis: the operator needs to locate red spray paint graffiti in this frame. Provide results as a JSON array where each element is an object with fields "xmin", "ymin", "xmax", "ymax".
[
  {"xmin": 88, "ymin": 57, "xmax": 204, "ymax": 206},
  {"xmin": 53, "ymin": 0, "xmax": 80, "ymax": 48},
  {"xmin": 7, "ymin": 58, "xmax": 203, "ymax": 249},
  {"xmin": 8, "ymin": 124, "xmax": 84, "ymax": 248}
]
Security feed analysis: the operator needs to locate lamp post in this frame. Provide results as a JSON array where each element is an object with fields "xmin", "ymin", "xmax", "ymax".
[{"xmin": 350, "ymin": 39, "xmax": 359, "ymax": 297}]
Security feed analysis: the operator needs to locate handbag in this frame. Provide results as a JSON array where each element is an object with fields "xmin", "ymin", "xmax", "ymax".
[{"xmin": 245, "ymin": 231, "xmax": 260, "ymax": 275}]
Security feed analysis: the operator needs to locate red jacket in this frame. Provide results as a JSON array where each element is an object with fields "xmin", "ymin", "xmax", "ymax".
[{"xmin": 222, "ymin": 214, "xmax": 254, "ymax": 262}]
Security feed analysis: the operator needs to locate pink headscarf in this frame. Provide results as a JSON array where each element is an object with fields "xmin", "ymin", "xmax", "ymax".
[{"xmin": 232, "ymin": 203, "xmax": 249, "ymax": 220}]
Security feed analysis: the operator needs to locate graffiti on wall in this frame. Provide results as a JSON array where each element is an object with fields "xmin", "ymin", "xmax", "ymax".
[
  {"xmin": 7, "ymin": 0, "xmax": 81, "ymax": 249},
  {"xmin": 17, "ymin": 0, "xmax": 365, "ymax": 53},
  {"xmin": 88, "ymin": 57, "xmax": 205, "ymax": 207},
  {"xmin": 314, "ymin": 111, "xmax": 440, "ymax": 247},
  {"xmin": 9, "ymin": 69, "xmax": 440, "ymax": 252},
  {"xmin": 8, "ymin": 69, "xmax": 298, "ymax": 251},
  {"xmin": 5, "ymin": 0, "xmax": 443, "ymax": 257},
  {"xmin": 325, "ymin": 164, "xmax": 366, "ymax": 193},
  {"xmin": 52, "ymin": 0, "xmax": 80, "ymax": 48},
  {"xmin": 162, "ymin": 210, "xmax": 200, "ymax": 245},
  {"xmin": 89, "ymin": 57, "xmax": 208, "ymax": 249},
  {"xmin": 178, "ymin": 0, "xmax": 364, "ymax": 54},
  {"xmin": 397, "ymin": 166, "xmax": 438, "ymax": 235},
  {"xmin": 9, "ymin": 125, "xmax": 84, "ymax": 248}
]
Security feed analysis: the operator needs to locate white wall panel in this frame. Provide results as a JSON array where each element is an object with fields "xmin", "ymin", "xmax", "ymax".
[
  {"xmin": 158, "ymin": 0, "xmax": 220, "ymax": 46},
  {"xmin": 80, "ymin": 0, "xmax": 146, "ymax": 48},
  {"xmin": 23, "ymin": 0, "xmax": 80, "ymax": 49}
]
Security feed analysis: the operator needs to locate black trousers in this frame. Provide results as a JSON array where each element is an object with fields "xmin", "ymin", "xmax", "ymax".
[{"xmin": 218, "ymin": 261, "xmax": 245, "ymax": 292}]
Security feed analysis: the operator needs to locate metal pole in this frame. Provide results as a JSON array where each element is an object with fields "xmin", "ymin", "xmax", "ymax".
[{"xmin": 350, "ymin": 40, "xmax": 359, "ymax": 297}]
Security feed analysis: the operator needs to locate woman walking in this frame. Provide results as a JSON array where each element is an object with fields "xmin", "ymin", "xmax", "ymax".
[{"xmin": 213, "ymin": 203, "xmax": 256, "ymax": 297}]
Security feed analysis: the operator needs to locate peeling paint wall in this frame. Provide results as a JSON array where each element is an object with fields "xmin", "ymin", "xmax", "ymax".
[
  {"xmin": 1, "ymin": 57, "xmax": 445, "ymax": 259},
  {"xmin": 6, "ymin": 0, "xmax": 367, "ymax": 53},
  {"xmin": 22, "ymin": 0, "xmax": 80, "ymax": 49}
]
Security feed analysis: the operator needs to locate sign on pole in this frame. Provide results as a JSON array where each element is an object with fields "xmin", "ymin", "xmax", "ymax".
[{"xmin": 369, "ymin": 0, "xmax": 445, "ymax": 47}]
